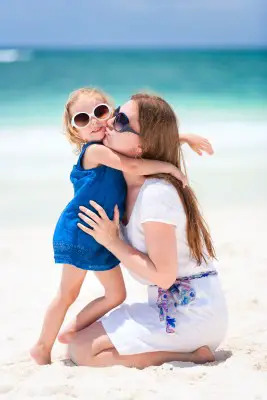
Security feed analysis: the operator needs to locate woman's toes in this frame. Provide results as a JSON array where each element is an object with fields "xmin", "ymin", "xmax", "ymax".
[{"xmin": 192, "ymin": 346, "xmax": 215, "ymax": 364}]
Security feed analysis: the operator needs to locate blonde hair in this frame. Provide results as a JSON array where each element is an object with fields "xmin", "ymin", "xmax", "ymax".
[
  {"xmin": 131, "ymin": 93, "xmax": 216, "ymax": 265},
  {"xmin": 63, "ymin": 87, "xmax": 114, "ymax": 154}
]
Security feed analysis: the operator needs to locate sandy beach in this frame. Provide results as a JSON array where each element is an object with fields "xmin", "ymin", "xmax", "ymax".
[{"xmin": 1, "ymin": 120, "xmax": 267, "ymax": 399}]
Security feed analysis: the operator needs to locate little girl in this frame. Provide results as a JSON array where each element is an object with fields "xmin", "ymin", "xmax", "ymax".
[{"xmin": 30, "ymin": 87, "xmax": 213, "ymax": 365}]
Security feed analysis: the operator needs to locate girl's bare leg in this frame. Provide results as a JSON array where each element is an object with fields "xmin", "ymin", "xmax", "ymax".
[
  {"xmin": 30, "ymin": 264, "xmax": 86, "ymax": 365},
  {"xmin": 58, "ymin": 265, "xmax": 126, "ymax": 344},
  {"xmin": 67, "ymin": 321, "xmax": 215, "ymax": 368}
]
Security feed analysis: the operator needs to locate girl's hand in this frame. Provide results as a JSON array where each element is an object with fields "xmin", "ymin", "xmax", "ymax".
[
  {"xmin": 77, "ymin": 200, "xmax": 120, "ymax": 248},
  {"xmin": 169, "ymin": 167, "xmax": 188, "ymax": 188},
  {"xmin": 182, "ymin": 134, "xmax": 214, "ymax": 156}
]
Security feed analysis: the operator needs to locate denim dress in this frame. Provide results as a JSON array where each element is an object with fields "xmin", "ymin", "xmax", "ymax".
[{"xmin": 53, "ymin": 141, "xmax": 126, "ymax": 270}]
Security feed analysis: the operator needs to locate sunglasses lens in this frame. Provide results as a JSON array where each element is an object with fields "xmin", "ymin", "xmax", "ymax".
[
  {"xmin": 114, "ymin": 113, "xmax": 129, "ymax": 132},
  {"xmin": 73, "ymin": 112, "xmax": 90, "ymax": 127},
  {"xmin": 94, "ymin": 104, "xmax": 111, "ymax": 120}
]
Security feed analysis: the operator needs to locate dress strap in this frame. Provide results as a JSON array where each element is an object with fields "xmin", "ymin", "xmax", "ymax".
[{"xmin": 76, "ymin": 141, "xmax": 101, "ymax": 169}]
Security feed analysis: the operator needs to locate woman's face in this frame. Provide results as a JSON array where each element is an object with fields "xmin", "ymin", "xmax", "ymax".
[
  {"xmin": 69, "ymin": 95, "xmax": 109, "ymax": 143},
  {"xmin": 103, "ymin": 100, "xmax": 142, "ymax": 157}
]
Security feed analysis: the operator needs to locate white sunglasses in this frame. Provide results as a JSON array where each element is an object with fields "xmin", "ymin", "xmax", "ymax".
[{"xmin": 71, "ymin": 103, "xmax": 112, "ymax": 129}]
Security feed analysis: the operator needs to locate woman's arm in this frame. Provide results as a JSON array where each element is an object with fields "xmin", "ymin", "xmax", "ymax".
[
  {"xmin": 179, "ymin": 133, "xmax": 214, "ymax": 156},
  {"xmin": 109, "ymin": 222, "xmax": 177, "ymax": 289},
  {"xmin": 77, "ymin": 201, "xmax": 178, "ymax": 290},
  {"xmin": 84, "ymin": 144, "xmax": 187, "ymax": 186}
]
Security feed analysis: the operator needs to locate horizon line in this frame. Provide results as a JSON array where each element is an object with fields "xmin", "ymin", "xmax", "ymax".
[{"xmin": 0, "ymin": 44, "xmax": 266, "ymax": 51}]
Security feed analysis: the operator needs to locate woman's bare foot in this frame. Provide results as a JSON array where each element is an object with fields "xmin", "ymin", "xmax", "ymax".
[
  {"xmin": 30, "ymin": 343, "xmax": 51, "ymax": 365},
  {"xmin": 191, "ymin": 346, "xmax": 215, "ymax": 364},
  {"xmin": 58, "ymin": 330, "xmax": 76, "ymax": 344}
]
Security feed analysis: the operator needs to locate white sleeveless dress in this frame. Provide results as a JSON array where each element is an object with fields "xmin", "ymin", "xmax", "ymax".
[{"xmin": 101, "ymin": 178, "xmax": 228, "ymax": 355}]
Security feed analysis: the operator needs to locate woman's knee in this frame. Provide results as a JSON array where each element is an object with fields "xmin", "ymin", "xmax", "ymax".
[
  {"xmin": 67, "ymin": 326, "xmax": 98, "ymax": 365},
  {"xmin": 68, "ymin": 336, "xmax": 90, "ymax": 365},
  {"xmin": 68, "ymin": 322, "xmax": 106, "ymax": 365}
]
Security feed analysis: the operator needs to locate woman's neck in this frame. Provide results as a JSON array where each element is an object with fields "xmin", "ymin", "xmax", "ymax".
[{"xmin": 123, "ymin": 172, "xmax": 146, "ymax": 189}]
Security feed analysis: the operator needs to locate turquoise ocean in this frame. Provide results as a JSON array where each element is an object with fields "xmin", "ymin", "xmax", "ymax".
[
  {"xmin": 0, "ymin": 49, "xmax": 266, "ymax": 227},
  {"xmin": 0, "ymin": 49, "xmax": 266, "ymax": 125}
]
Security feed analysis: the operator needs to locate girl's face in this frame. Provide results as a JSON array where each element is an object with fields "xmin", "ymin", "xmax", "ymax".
[
  {"xmin": 103, "ymin": 100, "xmax": 142, "ymax": 157},
  {"xmin": 70, "ymin": 95, "xmax": 110, "ymax": 143}
]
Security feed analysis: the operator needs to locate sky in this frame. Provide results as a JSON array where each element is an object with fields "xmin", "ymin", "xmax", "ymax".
[{"xmin": 0, "ymin": 0, "xmax": 266, "ymax": 48}]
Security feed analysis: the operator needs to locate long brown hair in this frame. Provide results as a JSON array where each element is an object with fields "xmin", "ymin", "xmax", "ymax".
[{"xmin": 131, "ymin": 93, "xmax": 216, "ymax": 265}]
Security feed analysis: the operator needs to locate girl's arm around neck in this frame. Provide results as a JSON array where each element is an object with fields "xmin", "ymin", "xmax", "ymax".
[{"xmin": 83, "ymin": 143, "xmax": 180, "ymax": 177}]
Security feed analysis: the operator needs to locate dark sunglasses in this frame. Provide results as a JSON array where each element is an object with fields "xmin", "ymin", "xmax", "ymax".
[{"xmin": 113, "ymin": 106, "xmax": 140, "ymax": 135}]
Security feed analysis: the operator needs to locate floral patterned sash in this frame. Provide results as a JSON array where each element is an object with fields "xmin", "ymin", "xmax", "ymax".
[{"xmin": 156, "ymin": 270, "xmax": 218, "ymax": 333}]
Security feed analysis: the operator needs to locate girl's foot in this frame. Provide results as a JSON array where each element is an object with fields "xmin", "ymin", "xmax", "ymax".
[
  {"xmin": 58, "ymin": 329, "xmax": 76, "ymax": 344},
  {"xmin": 191, "ymin": 346, "xmax": 215, "ymax": 364},
  {"xmin": 30, "ymin": 343, "xmax": 51, "ymax": 365}
]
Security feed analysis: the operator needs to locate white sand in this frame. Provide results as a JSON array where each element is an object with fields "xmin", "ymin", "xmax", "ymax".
[
  {"xmin": 1, "ymin": 211, "xmax": 267, "ymax": 400},
  {"xmin": 1, "ymin": 126, "xmax": 267, "ymax": 399}
]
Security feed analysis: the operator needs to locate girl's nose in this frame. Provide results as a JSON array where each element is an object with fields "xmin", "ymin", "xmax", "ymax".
[
  {"xmin": 91, "ymin": 117, "xmax": 101, "ymax": 126},
  {"xmin": 107, "ymin": 117, "xmax": 115, "ymax": 129}
]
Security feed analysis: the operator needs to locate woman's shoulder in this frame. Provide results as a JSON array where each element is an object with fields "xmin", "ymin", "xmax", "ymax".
[
  {"xmin": 141, "ymin": 178, "xmax": 179, "ymax": 201},
  {"xmin": 139, "ymin": 178, "xmax": 181, "ymax": 213},
  {"xmin": 137, "ymin": 178, "xmax": 183, "ymax": 225}
]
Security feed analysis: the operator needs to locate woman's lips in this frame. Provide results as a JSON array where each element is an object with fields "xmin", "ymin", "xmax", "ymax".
[{"xmin": 104, "ymin": 128, "xmax": 112, "ymax": 136}]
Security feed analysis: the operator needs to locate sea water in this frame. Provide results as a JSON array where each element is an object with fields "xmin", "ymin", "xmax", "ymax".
[{"xmin": 0, "ymin": 49, "xmax": 266, "ymax": 227}]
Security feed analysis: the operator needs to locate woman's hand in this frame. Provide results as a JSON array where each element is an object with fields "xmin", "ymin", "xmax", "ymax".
[
  {"xmin": 181, "ymin": 133, "xmax": 214, "ymax": 156},
  {"xmin": 77, "ymin": 200, "xmax": 120, "ymax": 248}
]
